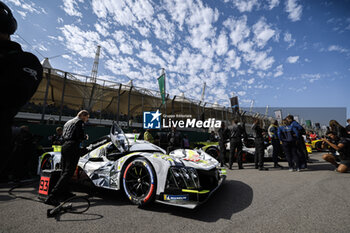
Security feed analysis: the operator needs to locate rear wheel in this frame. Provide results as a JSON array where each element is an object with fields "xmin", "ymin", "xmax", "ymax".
[
  {"xmin": 315, "ymin": 141, "xmax": 323, "ymax": 151},
  {"xmin": 122, "ymin": 158, "xmax": 156, "ymax": 207}
]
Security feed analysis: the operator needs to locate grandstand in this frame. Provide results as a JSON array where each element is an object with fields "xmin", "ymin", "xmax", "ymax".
[{"xmin": 16, "ymin": 65, "xmax": 272, "ymax": 130}]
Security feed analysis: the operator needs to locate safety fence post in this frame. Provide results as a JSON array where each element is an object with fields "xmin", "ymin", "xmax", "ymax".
[
  {"xmin": 58, "ymin": 72, "xmax": 67, "ymax": 124},
  {"xmin": 41, "ymin": 69, "xmax": 51, "ymax": 123}
]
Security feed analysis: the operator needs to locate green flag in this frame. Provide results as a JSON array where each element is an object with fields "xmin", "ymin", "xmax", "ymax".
[
  {"xmin": 158, "ymin": 74, "xmax": 166, "ymax": 104},
  {"xmin": 305, "ymin": 120, "xmax": 312, "ymax": 127}
]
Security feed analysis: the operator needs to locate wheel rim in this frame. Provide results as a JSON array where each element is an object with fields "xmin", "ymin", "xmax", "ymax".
[
  {"xmin": 41, "ymin": 158, "xmax": 51, "ymax": 170},
  {"xmin": 207, "ymin": 149, "xmax": 219, "ymax": 160},
  {"xmin": 123, "ymin": 161, "xmax": 153, "ymax": 200}
]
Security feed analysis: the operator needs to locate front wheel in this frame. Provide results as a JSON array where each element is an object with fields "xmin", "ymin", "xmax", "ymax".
[
  {"xmin": 122, "ymin": 158, "xmax": 156, "ymax": 207},
  {"xmin": 206, "ymin": 147, "xmax": 220, "ymax": 160}
]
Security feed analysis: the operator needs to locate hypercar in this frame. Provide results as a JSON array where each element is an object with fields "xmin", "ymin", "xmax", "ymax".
[
  {"xmin": 38, "ymin": 123, "xmax": 226, "ymax": 209},
  {"xmin": 195, "ymin": 138, "xmax": 278, "ymax": 163}
]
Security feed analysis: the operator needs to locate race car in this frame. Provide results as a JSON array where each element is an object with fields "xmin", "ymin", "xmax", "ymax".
[
  {"xmin": 38, "ymin": 123, "xmax": 226, "ymax": 209},
  {"xmin": 194, "ymin": 138, "xmax": 278, "ymax": 163},
  {"xmin": 305, "ymin": 139, "xmax": 324, "ymax": 152}
]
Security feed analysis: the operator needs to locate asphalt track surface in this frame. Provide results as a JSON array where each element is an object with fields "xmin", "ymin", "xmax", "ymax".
[{"xmin": 0, "ymin": 152, "xmax": 349, "ymax": 233}]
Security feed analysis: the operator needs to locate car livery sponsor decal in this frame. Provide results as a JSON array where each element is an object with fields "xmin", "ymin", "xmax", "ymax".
[
  {"xmin": 183, "ymin": 150, "xmax": 201, "ymax": 162},
  {"xmin": 163, "ymin": 194, "xmax": 189, "ymax": 201}
]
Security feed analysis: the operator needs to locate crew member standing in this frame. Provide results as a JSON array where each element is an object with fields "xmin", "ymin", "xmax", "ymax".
[
  {"xmin": 286, "ymin": 115, "xmax": 308, "ymax": 168},
  {"xmin": 252, "ymin": 119, "xmax": 268, "ymax": 171},
  {"xmin": 278, "ymin": 119, "xmax": 300, "ymax": 171},
  {"xmin": 0, "ymin": 1, "xmax": 43, "ymax": 179},
  {"xmin": 218, "ymin": 122, "xmax": 229, "ymax": 167},
  {"xmin": 167, "ymin": 127, "xmax": 182, "ymax": 154},
  {"xmin": 268, "ymin": 120, "xmax": 283, "ymax": 168},
  {"xmin": 45, "ymin": 110, "xmax": 89, "ymax": 206},
  {"xmin": 229, "ymin": 119, "xmax": 247, "ymax": 170}
]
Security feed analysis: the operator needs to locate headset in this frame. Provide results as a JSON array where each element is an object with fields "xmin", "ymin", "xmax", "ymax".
[{"xmin": 0, "ymin": 1, "xmax": 17, "ymax": 35}]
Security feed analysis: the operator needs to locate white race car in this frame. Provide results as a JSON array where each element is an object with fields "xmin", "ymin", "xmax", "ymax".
[{"xmin": 38, "ymin": 123, "xmax": 226, "ymax": 209}]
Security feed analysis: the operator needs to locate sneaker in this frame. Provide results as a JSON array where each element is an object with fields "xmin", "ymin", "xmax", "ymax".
[
  {"xmin": 288, "ymin": 168, "xmax": 294, "ymax": 172},
  {"xmin": 238, "ymin": 167, "xmax": 244, "ymax": 170},
  {"xmin": 296, "ymin": 168, "xmax": 301, "ymax": 172}
]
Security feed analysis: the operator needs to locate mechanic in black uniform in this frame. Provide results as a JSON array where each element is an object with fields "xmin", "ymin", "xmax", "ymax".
[
  {"xmin": 0, "ymin": 1, "xmax": 43, "ymax": 179},
  {"xmin": 45, "ymin": 110, "xmax": 89, "ymax": 206},
  {"xmin": 218, "ymin": 121, "xmax": 229, "ymax": 167},
  {"xmin": 252, "ymin": 119, "xmax": 268, "ymax": 171},
  {"xmin": 229, "ymin": 119, "xmax": 247, "ymax": 170}
]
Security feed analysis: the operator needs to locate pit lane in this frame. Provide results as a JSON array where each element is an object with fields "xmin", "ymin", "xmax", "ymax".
[{"xmin": 0, "ymin": 152, "xmax": 349, "ymax": 233}]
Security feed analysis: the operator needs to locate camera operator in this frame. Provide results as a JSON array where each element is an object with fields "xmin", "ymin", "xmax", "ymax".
[
  {"xmin": 322, "ymin": 131, "xmax": 350, "ymax": 173},
  {"xmin": 0, "ymin": 1, "xmax": 43, "ymax": 179}
]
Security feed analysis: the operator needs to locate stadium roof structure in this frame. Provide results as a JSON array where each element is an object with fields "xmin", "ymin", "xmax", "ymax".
[{"xmin": 26, "ymin": 68, "xmax": 272, "ymax": 127}]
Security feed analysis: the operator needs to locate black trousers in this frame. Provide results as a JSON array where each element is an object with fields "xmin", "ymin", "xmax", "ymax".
[
  {"xmin": 282, "ymin": 141, "xmax": 300, "ymax": 169},
  {"xmin": 219, "ymin": 142, "xmax": 226, "ymax": 167},
  {"xmin": 0, "ymin": 120, "xmax": 12, "ymax": 179},
  {"xmin": 296, "ymin": 138, "xmax": 308, "ymax": 168},
  {"xmin": 229, "ymin": 140, "xmax": 243, "ymax": 168},
  {"xmin": 271, "ymin": 139, "xmax": 281, "ymax": 165},
  {"xmin": 51, "ymin": 141, "xmax": 80, "ymax": 197},
  {"xmin": 254, "ymin": 138, "xmax": 265, "ymax": 168}
]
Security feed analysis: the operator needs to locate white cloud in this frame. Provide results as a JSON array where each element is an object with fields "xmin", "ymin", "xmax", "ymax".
[
  {"xmin": 267, "ymin": 0, "xmax": 280, "ymax": 9},
  {"xmin": 286, "ymin": 56, "xmax": 299, "ymax": 63},
  {"xmin": 283, "ymin": 31, "xmax": 296, "ymax": 48},
  {"xmin": 152, "ymin": 13, "xmax": 176, "ymax": 44},
  {"xmin": 91, "ymin": 0, "xmax": 154, "ymax": 36},
  {"xmin": 224, "ymin": 15, "xmax": 250, "ymax": 46},
  {"xmin": 17, "ymin": 10, "xmax": 26, "ymax": 18},
  {"xmin": 274, "ymin": 64, "xmax": 283, "ymax": 77},
  {"xmin": 94, "ymin": 23, "xmax": 109, "ymax": 37},
  {"xmin": 215, "ymin": 31, "xmax": 229, "ymax": 56},
  {"xmin": 252, "ymin": 17, "xmax": 275, "ymax": 48},
  {"xmin": 7, "ymin": 0, "xmax": 46, "ymax": 15},
  {"xmin": 60, "ymin": 24, "xmax": 101, "ymax": 58},
  {"xmin": 247, "ymin": 78, "xmax": 255, "ymax": 84},
  {"xmin": 237, "ymin": 91, "xmax": 246, "ymax": 96},
  {"xmin": 226, "ymin": 0, "xmax": 259, "ymax": 12},
  {"xmin": 62, "ymin": 0, "xmax": 84, "ymax": 17},
  {"xmin": 285, "ymin": 0, "xmax": 303, "ymax": 22},
  {"xmin": 328, "ymin": 45, "xmax": 348, "ymax": 53},
  {"xmin": 224, "ymin": 49, "xmax": 241, "ymax": 70},
  {"xmin": 57, "ymin": 17, "xmax": 64, "ymax": 23},
  {"xmin": 185, "ymin": 1, "xmax": 219, "ymax": 57}
]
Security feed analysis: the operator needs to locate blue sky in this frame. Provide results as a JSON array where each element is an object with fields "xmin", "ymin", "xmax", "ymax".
[{"xmin": 5, "ymin": 0, "xmax": 350, "ymax": 118}]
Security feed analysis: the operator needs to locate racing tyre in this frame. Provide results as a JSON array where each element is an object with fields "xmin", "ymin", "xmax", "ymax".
[
  {"xmin": 122, "ymin": 158, "xmax": 157, "ymax": 207},
  {"xmin": 315, "ymin": 141, "xmax": 323, "ymax": 151},
  {"xmin": 206, "ymin": 147, "xmax": 220, "ymax": 160},
  {"xmin": 41, "ymin": 156, "xmax": 52, "ymax": 170}
]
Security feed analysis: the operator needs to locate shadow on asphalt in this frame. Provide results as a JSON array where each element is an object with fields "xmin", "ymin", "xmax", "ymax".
[
  {"xmin": 142, "ymin": 180, "xmax": 253, "ymax": 222},
  {"xmin": 1, "ymin": 179, "xmax": 253, "ymax": 223},
  {"xmin": 304, "ymin": 163, "xmax": 337, "ymax": 171}
]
